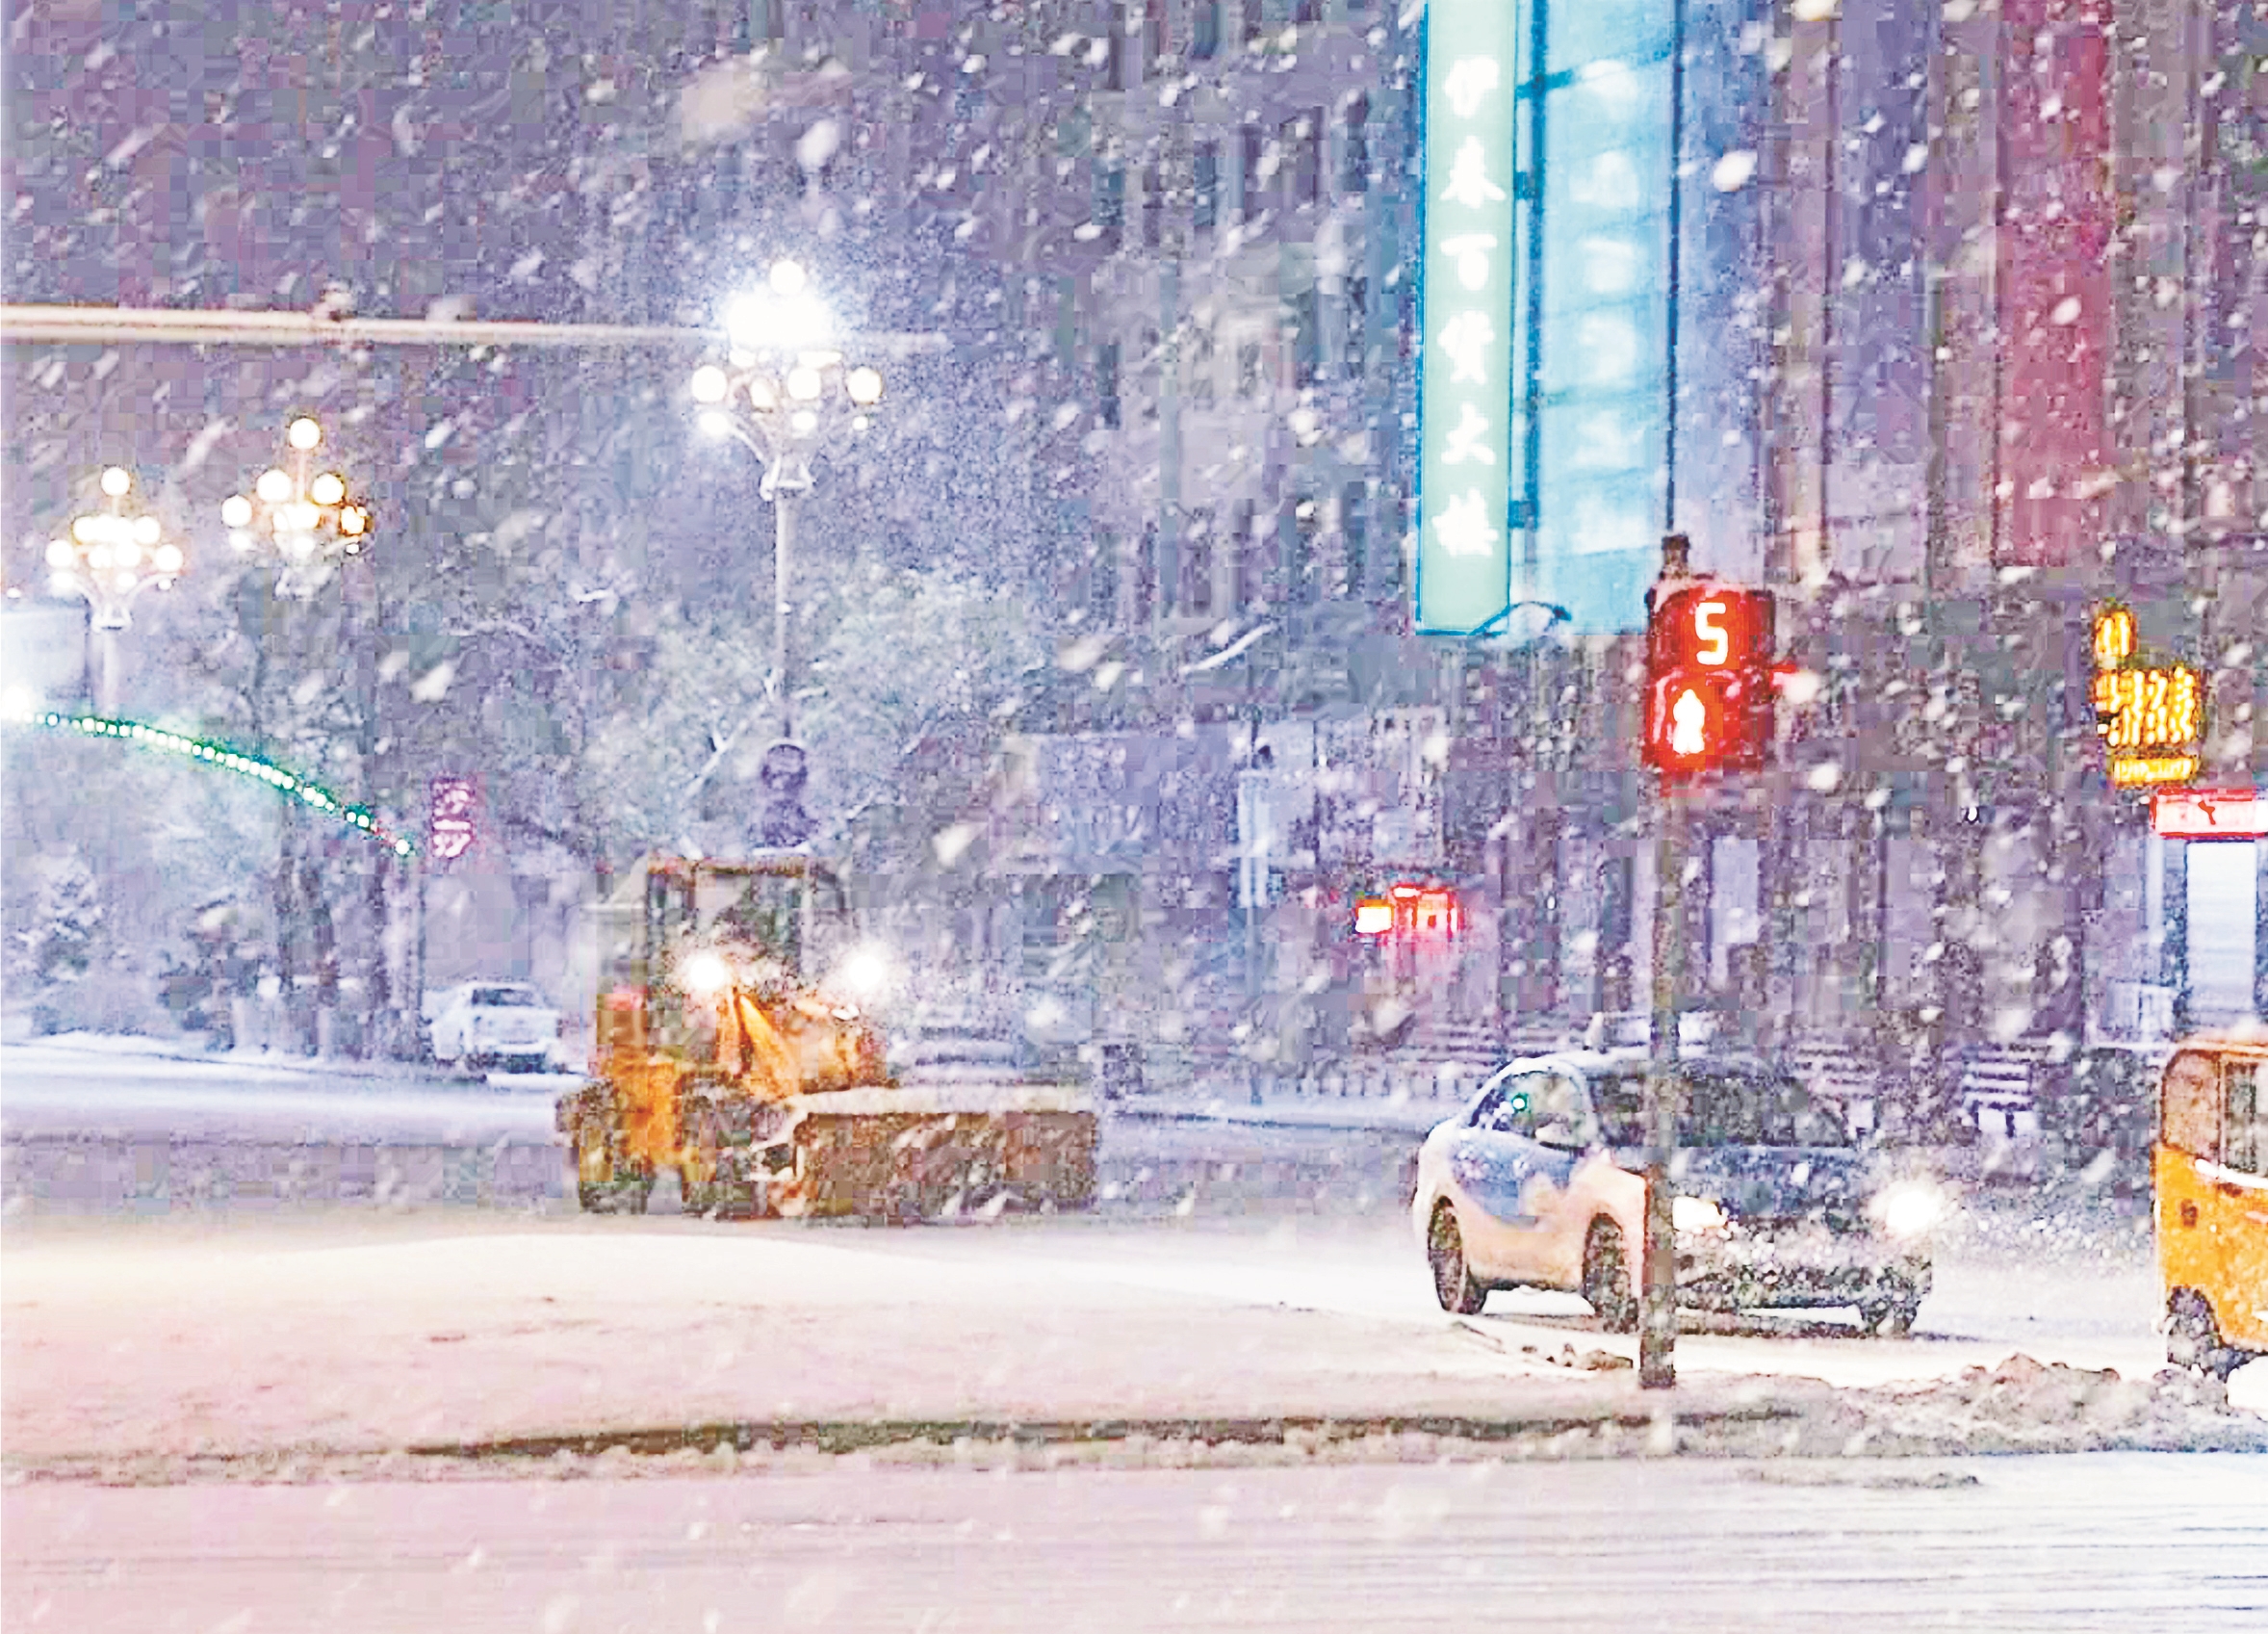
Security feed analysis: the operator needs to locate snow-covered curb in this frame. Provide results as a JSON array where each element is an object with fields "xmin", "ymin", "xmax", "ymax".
[
  {"xmin": 1110, "ymin": 1093, "xmax": 1466, "ymax": 1136},
  {"xmin": 13, "ymin": 1360, "xmax": 2263, "ymax": 1488}
]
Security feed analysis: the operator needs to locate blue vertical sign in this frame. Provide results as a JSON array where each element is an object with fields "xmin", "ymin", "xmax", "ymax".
[
  {"xmin": 1530, "ymin": 4, "xmax": 1677, "ymax": 634},
  {"xmin": 1416, "ymin": 0, "xmax": 1520, "ymax": 635},
  {"xmin": 1419, "ymin": 0, "xmax": 1679, "ymax": 636}
]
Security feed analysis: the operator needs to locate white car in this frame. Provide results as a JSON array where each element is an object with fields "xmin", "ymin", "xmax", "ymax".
[
  {"xmin": 425, "ymin": 982, "xmax": 561, "ymax": 1075},
  {"xmin": 1411, "ymin": 1051, "xmax": 1939, "ymax": 1335}
]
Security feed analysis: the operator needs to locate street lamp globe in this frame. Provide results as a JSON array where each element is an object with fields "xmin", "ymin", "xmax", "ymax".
[
  {"xmin": 100, "ymin": 466, "xmax": 132, "ymax": 498},
  {"xmin": 748, "ymin": 376, "xmax": 780, "ymax": 410},
  {"xmin": 846, "ymin": 366, "xmax": 885, "ymax": 406},
  {"xmin": 768, "ymin": 259, "xmax": 808, "ymax": 297},
  {"xmin": 690, "ymin": 364, "xmax": 730, "ymax": 404},
  {"xmin": 256, "ymin": 468, "xmax": 294, "ymax": 505},
  {"xmin": 45, "ymin": 539, "xmax": 72, "ymax": 569},
  {"xmin": 786, "ymin": 365, "xmax": 823, "ymax": 402},
  {"xmin": 288, "ymin": 416, "xmax": 322, "ymax": 452},
  {"xmin": 726, "ymin": 285, "xmax": 832, "ymax": 355},
  {"xmin": 310, "ymin": 471, "xmax": 348, "ymax": 506},
  {"xmin": 220, "ymin": 494, "xmax": 254, "ymax": 529}
]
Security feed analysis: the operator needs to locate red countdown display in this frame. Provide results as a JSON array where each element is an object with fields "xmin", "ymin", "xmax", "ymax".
[{"xmin": 1642, "ymin": 584, "xmax": 1776, "ymax": 779}]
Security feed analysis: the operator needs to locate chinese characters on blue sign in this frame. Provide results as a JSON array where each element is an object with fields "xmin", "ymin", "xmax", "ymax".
[
  {"xmin": 1419, "ymin": 0, "xmax": 1677, "ymax": 635},
  {"xmin": 1418, "ymin": 0, "xmax": 1519, "ymax": 635}
]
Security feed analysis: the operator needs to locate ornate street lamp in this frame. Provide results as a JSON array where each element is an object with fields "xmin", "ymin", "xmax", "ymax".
[
  {"xmin": 43, "ymin": 465, "xmax": 187, "ymax": 714},
  {"xmin": 221, "ymin": 416, "xmax": 374, "ymax": 595},
  {"xmin": 689, "ymin": 260, "xmax": 884, "ymax": 765}
]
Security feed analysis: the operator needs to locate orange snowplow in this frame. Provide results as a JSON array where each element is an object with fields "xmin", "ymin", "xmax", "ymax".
[{"xmin": 556, "ymin": 853, "xmax": 1096, "ymax": 1220}]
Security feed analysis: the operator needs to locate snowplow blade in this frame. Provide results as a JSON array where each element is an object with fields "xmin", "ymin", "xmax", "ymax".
[{"xmin": 776, "ymin": 1086, "xmax": 1097, "ymax": 1221}]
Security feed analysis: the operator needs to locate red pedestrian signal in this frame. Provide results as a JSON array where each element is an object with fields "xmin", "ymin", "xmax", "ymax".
[{"xmin": 1642, "ymin": 584, "xmax": 1775, "ymax": 778}]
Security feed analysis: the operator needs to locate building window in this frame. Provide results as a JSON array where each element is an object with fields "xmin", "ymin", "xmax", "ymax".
[
  {"xmin": 1295, "ymin": 0, "xmax": 1321, "ymax": 21},
  {"xmin": 1146, "ymin": 0, "xmax": 1170, "ymax": 61},
  {"xmin": 1344, "ymin": 275, "xmax": 1368, "ymax": 379},
  {"xmin": 1190, "ymin": 324, "xmax": 1217, "ymax": 406},
  {"xmin": 1289, "ymin": 497, "xmax": 1321, "ymax": 604},
  {"xmin": 1095, "ymin": 161, "xmax": 1125, "ymax": 250},
  {"xmin": 1135, "ymin": 522, "xmax": 1159, "ymax": 622},
  {"xmin": 1141, "ymin": 326, "xmax": 1162, "ymax": 423},
  {"xmin": 1240, "ymin": 124, "xmax": 1264, "ymax": 222},
  {"xmin": 1182, "ymin": 510, "xmax": 1216, "ymax": 615},
  {"xmin": 1141, "ymin": 160, "xmax": 1164, "ymax": 248},
  {"xmin": 1232, "ymin": 500, "xmax": 1261, "ymax": 610},
  {"xmin": 1089, "ymin": 532, "xmax": 1121, "ymax": 624},
  {"xmin": 1237, "ymin": 337, "xmax": 1264, "ymax": 399},
  {"xmin": 1289, "ymin": 288, "xmax": 1320, "ymax": 389},
  {"xmin": 1098, "ymin": 340, "xmax": 1121, "ymax": 428},
  {"xmin": 1194, "ymin": 140, "xmax": 1220, "ymax": 231},
  {"xmin": 1191, "ymin": 0, "xmax": 1220, "ymax": 59},
  {"xmin": 1242, "ymin": 0, "xmax": 1265, "ymax": 45},
  {"xmin": 1341, "ymin": 93, "xmax": 1369, "ymax": 195},
  {"xmin": 1283, "ymin": 110, "xmax": 1321, "ymax": 210},
  {"xmin": 1340, "ymin": 482, "xmax": 1369, "ymax": 596}
]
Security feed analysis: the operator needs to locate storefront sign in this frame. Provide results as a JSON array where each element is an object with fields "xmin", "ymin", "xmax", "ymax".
[{"xmin": 2152, "ymin": 788, "xmax": 2267, "ymax": 841}]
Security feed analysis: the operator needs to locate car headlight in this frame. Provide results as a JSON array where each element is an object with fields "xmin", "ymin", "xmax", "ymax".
[
  {"xmin": 1872, "ymin": 1182, "xmax": 1946, "ymax": 1241},
  {"xmin": 1672, "ymin": 1195, "xmax": 1728, "ymax": 1234}
]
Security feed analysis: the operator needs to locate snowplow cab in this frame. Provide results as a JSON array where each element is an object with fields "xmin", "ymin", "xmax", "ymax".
[{"xmin": 590, "ymin": 852, "xmax": 884, "ymax": 1097}]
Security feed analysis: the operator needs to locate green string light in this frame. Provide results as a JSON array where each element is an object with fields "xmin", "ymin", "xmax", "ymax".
[{"xmin": 7, "ymin": 710, "xmax": 419, "ymax": 858}]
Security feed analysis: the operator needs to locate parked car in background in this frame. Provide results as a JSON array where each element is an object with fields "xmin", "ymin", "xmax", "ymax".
[
  {"xmin": 1412, "ymin": 1051, "xmax": 1942, "ymax": 1336},
  {"xmin": 423, "ymin": 982, "xmax": 561, "ymax": 1075}
]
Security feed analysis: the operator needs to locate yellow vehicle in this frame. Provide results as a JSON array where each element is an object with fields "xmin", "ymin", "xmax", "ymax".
[
  {"xmin": 556, "ymin": 852, "xmax": 1097, "ymax": 1221},
  {"xmin": 2155, "ymin": 1034, "xmax": 2268, "ymax": 1378}
]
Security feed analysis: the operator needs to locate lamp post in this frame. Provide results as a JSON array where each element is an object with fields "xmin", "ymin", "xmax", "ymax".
[
  {"xmin": 689, "ymin": 260, "xmax": 885, "ymax": 747},
  {"xmin": 43, "ymin": 466, "xmax": 186, "ymax": 716},
  {"xmin": 221, "ymin": 416, "xmax": 374, "ymax": 596},
  {"xmin": 220, "ymin": 417, "xmax": 386, "ymax": 1057}
]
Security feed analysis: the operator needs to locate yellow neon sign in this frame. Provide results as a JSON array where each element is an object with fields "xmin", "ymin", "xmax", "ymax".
[{"xmin": 2091, "ymin": 604, "xmax": 2203, "ymax": 790}]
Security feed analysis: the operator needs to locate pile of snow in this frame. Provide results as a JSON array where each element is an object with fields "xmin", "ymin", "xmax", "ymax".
[{"xmin": 1845, "ymin": 1354, "xmax": 2268, "ymax": 1455}]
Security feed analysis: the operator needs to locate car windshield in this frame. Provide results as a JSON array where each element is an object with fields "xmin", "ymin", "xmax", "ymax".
[
  {"xmin": 1593, "ymin": 1066, "xmax": 1850, "ymax": 1149},
  {"xmin": 470, "ymin": 987, "xmax": 542, "ymax": 1008}
]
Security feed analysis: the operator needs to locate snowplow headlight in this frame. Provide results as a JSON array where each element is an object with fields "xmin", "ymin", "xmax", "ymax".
[
  {"xmin": 1873, "ymin": 1182, "xmax": 1946, "ymax": 1241},
  {"xmin": 834, "ymin": 944, "xmax": 894, "ymax": 1003},
  {"xmin": 1672, "ymin": 1196, "xmax": 1727, "ymax": 1234},
  {"xmin": 681, "ymin": 950, "xmax": 733, "ymax": 998}
]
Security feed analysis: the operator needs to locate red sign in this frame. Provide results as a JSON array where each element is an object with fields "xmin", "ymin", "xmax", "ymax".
[
  {"xmin": 2152, "ymin": 789, "xmax": 2268, "ymax": 841},
  {"xmin": 427, "ymin": 775, "xmax": 479, "ymax": 864},
  {"xmin": 1353, "ymin": 884, "xmax": 1461, "ymax": 940}
]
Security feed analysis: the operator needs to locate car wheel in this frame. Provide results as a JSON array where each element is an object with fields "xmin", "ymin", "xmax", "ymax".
[
  {"xmin": 2168, "ymin": 1290, "xmax": 2242, "ymax": 1381},
  {"xmin": 1426, "ymin": 1203, "xmax": 1488, "ymax": 1315},
  {"xmin": 1582, "ymin": 1219, "xmax": 1638, "ymax": 1334},
  {"xmin": 574, "ymin": 1115, "xmax": 653, "ymax": 1215}
]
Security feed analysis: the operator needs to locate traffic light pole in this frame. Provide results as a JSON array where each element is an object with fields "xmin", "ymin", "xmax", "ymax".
[{"xmin": 1641, "ymin": 780, "xmax": 1686, "ymax": 1390}]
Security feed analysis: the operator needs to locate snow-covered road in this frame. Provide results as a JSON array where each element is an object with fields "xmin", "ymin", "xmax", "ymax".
[
  {"xmin": 8, "ymin": 1455, "xmax": 2265, "ymax": 1633},
  {"xmin": 5, "ymin": 1036, "xmax": 2261, "ymax": 1465}
]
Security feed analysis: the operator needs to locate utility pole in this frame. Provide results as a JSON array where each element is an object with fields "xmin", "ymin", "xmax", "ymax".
[{"xmin": 1641, "ymin": 532, "xmax": 1694, "ymax": 1390}]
